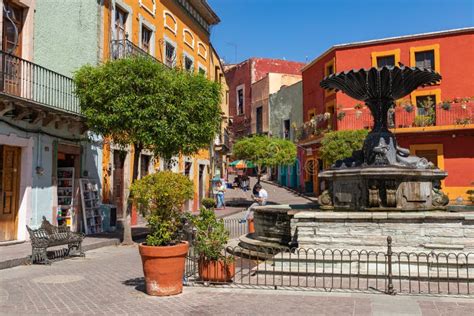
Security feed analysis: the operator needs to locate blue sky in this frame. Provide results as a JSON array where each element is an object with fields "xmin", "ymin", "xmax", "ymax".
[{"xmin": 208, "ymin": 0, "xmax": 474, "ymax": 64}]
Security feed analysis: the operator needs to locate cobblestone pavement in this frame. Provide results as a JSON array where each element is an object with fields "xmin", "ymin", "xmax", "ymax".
[{"xmin": 1, "ymin": 245, "xmax": 474, "ymax": 315}]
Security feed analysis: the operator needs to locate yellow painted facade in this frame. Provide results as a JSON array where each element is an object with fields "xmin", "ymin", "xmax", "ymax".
[{"xmin": 101, "ymin": 0, "xmax": 220, "ymax": 212}]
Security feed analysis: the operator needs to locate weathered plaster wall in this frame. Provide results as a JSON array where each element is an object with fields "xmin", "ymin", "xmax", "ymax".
[
  {"xmin": 33, "ymin": 0, "xmax": 101, "ymax": 76},
  {"xmin": 269, "ymin": 81, "xmax": 303, "ymax": 140}
]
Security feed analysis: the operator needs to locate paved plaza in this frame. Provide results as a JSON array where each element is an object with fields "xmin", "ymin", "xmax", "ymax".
[{"xmin": 1, "ymin": 245, "xmax": 473, "ymax": 316}]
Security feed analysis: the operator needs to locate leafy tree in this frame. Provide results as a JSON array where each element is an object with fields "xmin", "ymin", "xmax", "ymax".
[
  {"xmin": 320, "ymin": 130, "xmax": 369, "ymax": 165},
  {"xmin": 232, "ymin": 135, "xmax": 296, "ymax": 181},
  {"xmin": 74, "ymin": 57, "xmax": 221, "ymax": 244}
]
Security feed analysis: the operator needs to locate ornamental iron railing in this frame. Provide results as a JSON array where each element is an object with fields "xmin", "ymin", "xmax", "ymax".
[
  {"xmin": 185, "ymin": 221, "xmax": 474, "ymax": 296},
  {"xmin": 0, "ymin": 51, "xmax": 81, "ymax": 115}
]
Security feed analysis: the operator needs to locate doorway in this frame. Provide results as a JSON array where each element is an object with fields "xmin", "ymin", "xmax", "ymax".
[
  {"xmin": 0, "ymin": 145, "xmax": 21, "ymax": 241},
  {"xmin": 198, "ymin": 164, "xmax": 205, "ymax": 207},
  {"xmin": 112, "ymin": 150, "xmax": 126, "ymax": 219}
]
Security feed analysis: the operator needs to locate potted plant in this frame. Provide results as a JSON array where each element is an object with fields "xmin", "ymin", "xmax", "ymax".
[
  {"xmin": 440, "ymin": 101, "xmax": 451, "ymax": 111},
  {"xmin": 188, "ymin": 207, "xmax": 235, "ymax": 282},
  {"xmin": 404, "ymin": 104, "xmax": 414, "ymax": 113},
  {"xmin": 131, "ymin": 171, "xmax": 194, "ymax": 296}
]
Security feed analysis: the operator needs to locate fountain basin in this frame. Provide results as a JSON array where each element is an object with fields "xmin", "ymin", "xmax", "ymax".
[{"xmin": 319, "ymin": 166, "xmax": 448, "ymax": 211}]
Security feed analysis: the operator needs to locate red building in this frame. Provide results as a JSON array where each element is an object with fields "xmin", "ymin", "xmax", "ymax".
[
  {"xmin": 225, "ymin": 58, "xmax": 305, "ymax": 138},
  {"xmin": 300, "ymin": 28, "xmax": 474, "ymax": 200}
]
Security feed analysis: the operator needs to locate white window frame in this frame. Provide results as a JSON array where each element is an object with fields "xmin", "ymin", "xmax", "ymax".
[
  {"xmin": 163, "ymin": 10, "xmax": 177, "ymax": 35},
  {"xmin": 197, "ymin": 41, "xmax": 207, "ymax": 59},
  {"xmin": 182, "ymin": 51, "xmax": 194, "ymax": 72},
  {"xmin": 112, "ymin": 0, "xmax": 133, "ymax": 41},
  {"xmin": 139, "ymin": 14, "xmax": 156, "ymax": 57},
  {"xmin": 198, "ymin": 62, "xmax": 207, "ymax": 75},
  {"xmin": 139, "ymin": 0, "xmax": 156, "ymax": 16},
  {"xmin": 236, "ymin": 84, "xmax": 245, "ymax": 115},
  {"xmin": 183, "ymin": 28, "xmax": 195, "ymax": 50},
  {"xmin": 163, "ymin": 36, "xmax": 177, "ymax": 67}
]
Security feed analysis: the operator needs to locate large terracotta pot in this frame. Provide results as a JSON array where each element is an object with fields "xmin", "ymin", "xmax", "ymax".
[
  {"xmin": 139, "ymin": 241, "xmax": 189, "ymax": 296},
  {"xmin": 198, "ymin": 257, "xmax": 235, "ymax": 282}
]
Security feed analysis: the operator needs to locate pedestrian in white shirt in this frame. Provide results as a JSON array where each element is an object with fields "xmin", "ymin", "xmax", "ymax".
[{"xmin": 241, "ymin": 183, "xmax": 268, "ymax": 222}]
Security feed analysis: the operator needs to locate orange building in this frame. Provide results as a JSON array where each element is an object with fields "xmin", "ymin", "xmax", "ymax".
[
  {"xmin": 300, "ymin": 28, "xmax": 474, "ymax": 200},
  {"xmin": 100, "ymin": 0, "xmax": 221, "ymax": 218}
]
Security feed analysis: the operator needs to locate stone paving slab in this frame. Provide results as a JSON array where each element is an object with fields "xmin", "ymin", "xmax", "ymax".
[{"xmin": 1, "ymin": 245, "xmax": 473, "ymax": 315}]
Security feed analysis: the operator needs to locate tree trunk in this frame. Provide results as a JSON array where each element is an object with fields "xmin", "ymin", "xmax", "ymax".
[
  {"xmin": 122, "ymin": 143, "xmax": 142, "ymax": 245},
  {"xmin": 257, "ymin": 165, "xmax": 262, "ymax": 183}
]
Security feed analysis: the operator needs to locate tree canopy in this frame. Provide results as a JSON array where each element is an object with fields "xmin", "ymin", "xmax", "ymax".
[
  {"xmin": 74, "ymin": 57, "xmax": 222, "ymax": 160},
  {"xmin": 232, "ymin": 135, "xmax": 297, "ymax": 177},
  {"xmin": 320, "ymin": 129, "xmax": 369, "ymax": 165}
]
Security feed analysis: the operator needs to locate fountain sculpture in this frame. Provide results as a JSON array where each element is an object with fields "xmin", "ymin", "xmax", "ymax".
[{"xmin": 318, "ymin": 65, "xmax": 449, "ymax": 211}]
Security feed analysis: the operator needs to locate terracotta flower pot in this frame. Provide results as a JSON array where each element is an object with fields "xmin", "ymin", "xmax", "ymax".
[
  {"xmin": 138, "ymin": 241, "xmax": 189, "ymax": 296},
  {"xmin": 198, "ymin": 258, "xmax": 235, "ymax": 282}
]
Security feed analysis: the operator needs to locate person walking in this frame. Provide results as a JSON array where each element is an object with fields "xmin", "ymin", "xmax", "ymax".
[{"xmin": 215, "ymin": 180, "xmax": 226, "ymax": 209}]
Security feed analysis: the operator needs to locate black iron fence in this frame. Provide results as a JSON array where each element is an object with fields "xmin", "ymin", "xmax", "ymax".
[
  {"xmin": 186, "ymin": 224, "xmax": 474, "ymax": 296},
  {"xmin": 110, "ymin": 39, "xmax": 161, "ymax": 64},
  {"xmin": 0, "ymin": 51, "xmax": 81, "ymax": 115}
]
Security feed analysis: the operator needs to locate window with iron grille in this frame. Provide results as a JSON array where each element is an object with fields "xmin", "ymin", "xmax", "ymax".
[
  {"xmin": 237, "ymin": 88, "xmax": 244, "ymax": 115},
  {"xmin": 377, "ymin": 55, "xmax": 395, "ymax": 67},
  {"xmin": 165, "ymin": 41, "xmax": 176, "ymax": 67},
  {"xmin": 141, "ymin": 26, "xmax": 152, "ymax": 53},
  {"xmin": 415, "ymin": 50, "xmax": 435, "ymax": 70},
  {"xmin": 184, "ymin": 55, "xmax": 193, "ymax": 71}
]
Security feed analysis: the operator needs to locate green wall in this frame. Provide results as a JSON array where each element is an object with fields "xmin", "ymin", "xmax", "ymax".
[
  {"xmin": 269, "ymin": 81, "xmax": 303, "ymax": 141},
  {"xmin": 34, "ymin": 0, "xmax": 101, "ymax": 77}
]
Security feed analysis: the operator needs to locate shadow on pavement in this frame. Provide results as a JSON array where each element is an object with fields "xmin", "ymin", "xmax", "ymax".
[{"xmin": 122, "ymin": 277, "xmax": 146, "ymax": 293}]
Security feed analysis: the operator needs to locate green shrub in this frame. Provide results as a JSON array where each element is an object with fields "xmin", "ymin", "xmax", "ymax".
[
  {"xmin": 130, "ymin": 171, "xmax": 194, "ymax": 246},
  {"xmin": 320, "ymin": 129, "xmax": 369, "ymax": 166},
  {"xmin": 201, "ymin": 198, "xmax": 216, "ymax": 209},
  {"xmin": 187, "ymin": 207, "xmax": 231, "ymax": 261}
]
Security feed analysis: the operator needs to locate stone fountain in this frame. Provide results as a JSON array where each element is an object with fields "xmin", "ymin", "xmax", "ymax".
[
  {"xmin": 318, "ymin": 65, "xmax": 449, "ymax": 211},
  {"xmin": 238, "ymin": 66, "xmax": 474, "ymax": 254}
]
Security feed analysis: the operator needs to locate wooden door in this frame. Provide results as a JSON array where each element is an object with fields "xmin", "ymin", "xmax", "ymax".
[
  {"xmin": 2, "ymin": 1, "xmax": 23, "ymax": 96},
  {"xmin": 113, "ymin": 151, "xmax": 125, "ymax": 218},
  {"xmin": 0, "ymin": 145, "xmax": 21, "ymax": 241}
]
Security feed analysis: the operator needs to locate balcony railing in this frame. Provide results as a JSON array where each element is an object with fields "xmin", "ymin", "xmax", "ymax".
[
  {"xmin": 214, "ymin": 128, "xmax": 231, "ymax": 151},
  {"xmin": 295, "ymin": 115, "xmax": 336, "ymax": 142},
  {"xmin": 336, "ymin": 102, "xmax": 474, "ymax": 131},
  {"xmin": 0, "ymin": 51, "xmax": 81, "ymax": 115},
  {"xmin": 110, "ymin": 39, "xmax": 161, "ymax": 64}
]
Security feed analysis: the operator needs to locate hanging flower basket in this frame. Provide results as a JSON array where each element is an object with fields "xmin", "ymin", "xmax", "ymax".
[
  {"xmin": 440, "ymin": 102, "xmax": 451, "ymax": 111},
  {"xmin": 337, "ymin": 111, "xmax": 346, "ymax": 121},
  {"xmin": 404, "ymin": 104, "xmax": 414, "ymax": 113}
]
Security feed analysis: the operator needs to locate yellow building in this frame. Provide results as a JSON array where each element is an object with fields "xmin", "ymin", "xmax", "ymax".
[
  {"xmin": 209, "ymin": 45, "xmax": 231, "ymax": 181},
  {"xmin": 100, "ymin": 0, "xmax": 221, "ymax": 218}
]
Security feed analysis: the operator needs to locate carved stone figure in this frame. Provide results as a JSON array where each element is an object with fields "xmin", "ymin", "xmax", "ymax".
[
  {"xmin": 319, "ymin": 190, "xmax": 332, "ymax": 207},
  {"xmin": 368, "ymin": 184, "xmax": 381, "ymax": 207},
  {"xmin": 432, "ymin": 181, "xmax": 449, "ymax": 207}
]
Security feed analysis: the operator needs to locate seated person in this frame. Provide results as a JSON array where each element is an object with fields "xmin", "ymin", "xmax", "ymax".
[{"xmin": 240, "ymin": 183, "xmax": 268, "ymax": 222}]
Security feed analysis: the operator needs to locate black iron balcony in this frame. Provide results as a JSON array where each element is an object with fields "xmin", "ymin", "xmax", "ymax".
[
  {"xmin": 0, "ymin": 50, "xmax": 81, "ymax": 116},
  {"xmin": 110, "ymin": 39, "xmax": 160, "ymax": 63}
]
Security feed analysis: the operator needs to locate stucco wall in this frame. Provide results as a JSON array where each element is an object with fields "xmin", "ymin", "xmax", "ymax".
[
  {"xmin": 269, "ymin": 81, "xmax": 303, "ymax": 140},
  {"xmin": 34, "ymin": 0, "xmax": 101, "ymax": 76}
]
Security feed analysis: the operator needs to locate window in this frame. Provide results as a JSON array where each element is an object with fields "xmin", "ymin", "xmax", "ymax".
[
  {"xmin": 2, "ymin": 2, "xmax": 24, "ymax": 55},
  {"xmin": 198, "ymin": 66, "xmax": 206, "ymax": 75},
  {"xmin": 115, "ymin": 7, "xmax": 127, "ymax": 41},
  {"xmin": 256, "ymin": 106, "xmax": 263, "ymax": 134},
  {"xmin": 237, "ymin": 88, "xmax": 244, "ymax": 115},
  {"xmin": 416, "ymin": 95, "xmax": 436, "ymax": 115},
  {"xmin": 183, "ymin": 55, "xmax": 194, "ymax": 72},
  {"xmin": 326, "ymin": 64, "xmax": 334, "ymax": 76},
  {"xmin": 415, "ymin": 50, "xmax": 435, "ymax": 70},
  {"xmin": 140, "ymin": 155, "xmax": 151, "ymax": 178},
  {"xmin": 283, "ymin": 119, "xmax": 290, "ymax": 139},
  {"xmin": 164, "ymin": 40, "xmax": 176, "ymax": 67},
  {"xmin": 377, "ymin": 55, "xmax": 395, "ymax": 67},
  {"xmin": 141, "ymin": 26, "xmax": 152, "ymax": 53}
]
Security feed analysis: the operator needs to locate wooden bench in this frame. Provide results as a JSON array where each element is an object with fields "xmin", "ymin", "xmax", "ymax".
[{"xmin": 26, "ymin": 217, "xmax": 85, "ymax": 264}]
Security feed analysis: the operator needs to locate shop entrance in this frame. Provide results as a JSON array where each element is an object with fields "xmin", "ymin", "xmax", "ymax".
[{"xmin": 0, "ymin": 145, "xmax": 21, "ymax": 241}]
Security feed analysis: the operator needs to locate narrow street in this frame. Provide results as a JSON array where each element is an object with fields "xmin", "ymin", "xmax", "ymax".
[{"xmin": 1, "ymin": 245, "xmax": 473, "ymax": 316}]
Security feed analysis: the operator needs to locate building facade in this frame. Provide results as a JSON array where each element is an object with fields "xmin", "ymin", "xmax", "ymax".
[
  {"xmin": 101, "ymin": 0, "xmax": 221, "ymax": 217},
  {"xmin": 0, "ymin": 0, "xmax": 103, "ymax": 242},
  {"xmin": 225, "ymin": 58, "xmax": 305, "ymax": 139},
  {"xmin": 269, "ymin": 80, "xmax": 304, "ymax": 189},
  {"xmin": 300, "ymin": 28, "xmax": 474, "ymax": 200}
]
